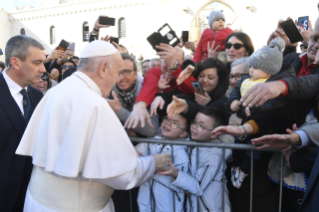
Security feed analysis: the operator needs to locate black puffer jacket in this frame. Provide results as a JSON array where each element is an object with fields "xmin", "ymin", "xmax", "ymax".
[
  {"xmin": 283, "ymin": 52, "xmax": 319, "ymax": 75},
  {"xmin": 227, "ymin": 63, "xmax": 296, "ymax": 118}
]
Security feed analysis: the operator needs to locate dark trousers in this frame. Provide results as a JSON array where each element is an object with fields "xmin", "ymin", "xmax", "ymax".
[
  {"xmin": 227, "ymin": 149, "xmax": 279, "ymax": 212},
  {"xmin": 112, "ymin": 187, "xmax": 139, "ymax": 212},
  {"xmin": 280, "ymin": 186, "xmax": 305, "ymax": 212}
]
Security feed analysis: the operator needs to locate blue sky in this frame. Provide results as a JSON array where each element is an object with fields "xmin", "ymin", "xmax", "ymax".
[{"xmin": 0, "ymin": 0, "xmax": 45, "ymax": 12}]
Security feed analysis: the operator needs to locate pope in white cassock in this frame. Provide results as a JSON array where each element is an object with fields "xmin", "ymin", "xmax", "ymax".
[{"xmin": 15, "ymin": 40, "xmax": 171, "ymax": 212}]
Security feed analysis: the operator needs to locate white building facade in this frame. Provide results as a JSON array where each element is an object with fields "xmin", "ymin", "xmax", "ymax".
[{"xmin": 0, "ymin": 0, "xmax": 317, "ymax": 62}]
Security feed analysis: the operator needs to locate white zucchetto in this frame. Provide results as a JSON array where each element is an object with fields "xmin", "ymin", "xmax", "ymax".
[{"xmin": 80, "ymin": 40, "xmax": 118, "ymax": 59}]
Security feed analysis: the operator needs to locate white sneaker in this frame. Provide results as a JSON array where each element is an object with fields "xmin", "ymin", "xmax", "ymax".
[{"xmin": 231, "ymin": 166, "xmax": 248, "ymax": 189}]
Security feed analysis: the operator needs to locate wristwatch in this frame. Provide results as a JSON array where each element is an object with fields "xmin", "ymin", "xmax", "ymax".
[
  {"xmin": 169, "ymin": 61, "xmax": 179, "ymax": 71},
  {"xmin": 238, "ymin": 125, "xmax": 248, "ymax": 141}
]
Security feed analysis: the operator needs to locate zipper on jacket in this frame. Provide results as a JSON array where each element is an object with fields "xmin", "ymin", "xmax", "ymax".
[
  {"xmin": 199, "ymin": 165, "xmax": 209, "ymax": 185},
  {"xmin": 199, "ymin": 196, "xmax": 210, "ymax": 211}
]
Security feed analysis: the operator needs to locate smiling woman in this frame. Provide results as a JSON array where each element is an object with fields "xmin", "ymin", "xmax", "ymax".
[{"xmin": 33, "ymin": 72, "xmax": 52, "ymax": 94}]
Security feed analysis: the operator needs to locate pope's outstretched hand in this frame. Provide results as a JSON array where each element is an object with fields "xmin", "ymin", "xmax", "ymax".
[{"xmin": 151, "ymin": 153, "xmax": 171, "ymax": 171}]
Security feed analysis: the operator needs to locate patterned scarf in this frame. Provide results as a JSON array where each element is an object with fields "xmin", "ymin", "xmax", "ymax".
[{"xmin": 115, "ymin": 80, "xmax": 138, "ymax": 110}]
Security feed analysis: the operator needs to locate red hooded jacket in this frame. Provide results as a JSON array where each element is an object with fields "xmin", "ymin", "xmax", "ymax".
[{"xmin": 193, "ymin": 27, "xmax": 233, "ymax": 62}]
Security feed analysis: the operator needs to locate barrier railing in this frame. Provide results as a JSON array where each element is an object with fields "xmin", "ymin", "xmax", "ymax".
[{"xmin": 129, "ymin": 137, "xmax": 284, "ymax": 212}]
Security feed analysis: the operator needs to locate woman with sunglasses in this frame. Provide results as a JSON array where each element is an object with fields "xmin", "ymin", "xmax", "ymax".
[
  {"xmin": 225, "ymin": 32, "xmax": 254, "ymax": 64},
  {"xmin": 50, "ymin": 58, "xmax": 77, "ymax": 83},
  {"xmin": 33, "ymin": 72, "xmax": 52, "ymax": 94}
]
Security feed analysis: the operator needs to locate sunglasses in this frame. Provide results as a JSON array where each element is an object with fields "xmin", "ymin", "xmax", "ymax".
[
  {"xmin": 225, "ymin": 43, "xmax": 245, "ymax": 50},
  {"xmin": 41, "ymin": 74, "xmax": 48, "ymax": 81},
  {"xmin": 62, "ymin": 65, "xmax": 75, "ymax": 69}
]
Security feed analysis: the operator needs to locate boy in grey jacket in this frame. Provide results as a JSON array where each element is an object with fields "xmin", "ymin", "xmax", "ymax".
[
  {"xmin": 159, "ymin": 108, "xmax": 233, "ymax": 212},
  {"xmin": 135, "ymin": 114, "xmax": 190, "ymax": 212}
]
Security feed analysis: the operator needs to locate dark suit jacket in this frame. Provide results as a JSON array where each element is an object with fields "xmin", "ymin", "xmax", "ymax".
[
  {"xmin": 299, "ymin": 153, "xmax": 319, "ymax": 211},
  {"xmin": 0, "ymin": 74, "xmax": 43, "ymax": 211}
]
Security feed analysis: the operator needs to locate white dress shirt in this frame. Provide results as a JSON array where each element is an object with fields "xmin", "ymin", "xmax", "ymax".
[{"xmin": 2, "ymin": 70, "xmax": 28, "ymax": 115}]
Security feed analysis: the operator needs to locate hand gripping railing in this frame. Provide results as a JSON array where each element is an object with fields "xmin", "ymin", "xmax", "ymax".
[{"xmin": 129, "ymin": 137, "xmax": 284, "ymax": 212}]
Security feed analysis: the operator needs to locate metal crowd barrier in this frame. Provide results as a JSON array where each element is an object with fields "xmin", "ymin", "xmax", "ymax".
[{"xmin": 129, "ymin": 137, "xmax": 284, "ymax": 212}]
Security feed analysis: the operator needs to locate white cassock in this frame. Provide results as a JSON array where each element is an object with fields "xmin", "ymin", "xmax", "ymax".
[{"xmin": 16, "ymin": 71, "xmax": 156, "ymax": 212}]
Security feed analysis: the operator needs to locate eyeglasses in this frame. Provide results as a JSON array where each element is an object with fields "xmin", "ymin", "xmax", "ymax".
[
  {"xmin": 225, "ymin": 43, "xmax": 245, "ymax": 50},
  {"xmin": 229, "ymin": 73, "xmax": 246, "ymax": 81},
  {"xmin": 41, "ymin": 74, "xmax": 48, "ymax": 81},
  {"xmin": 191, "ymin": 120, "xmax": 214, "ymax": 132},
  {"xmin": 119, "ymin": 69, "xmax": 134, "ymax": 77},
  {"xmin": 163, "ymin": 117, "xmax": 185, "ymax": 130},
  {"xmin": 62, "ymin": 65, "xmax": 75, "ymax": 69}
]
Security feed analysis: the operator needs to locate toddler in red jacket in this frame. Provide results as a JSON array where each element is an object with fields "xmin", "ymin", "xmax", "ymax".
[{"xmin": 193, "ymin": 11, "xmax": 233, "ymax": 62}]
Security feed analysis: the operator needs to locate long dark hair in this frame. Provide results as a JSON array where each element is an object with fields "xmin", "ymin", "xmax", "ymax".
[
  {"xmin": 195, "ymin": 58, "xmax": 229, "ymax": 102},
  {"xmin": 226, "ymin": 32, "xmax": 254, "ymax": 56}
]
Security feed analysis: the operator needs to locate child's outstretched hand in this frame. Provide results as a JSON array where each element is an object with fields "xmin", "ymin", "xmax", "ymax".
[
  {"xmin": 231, "ymin": 100, "xmax": 241, "ymax": 112},
  {"xmin": 157, "ymin": 161, "xmax": 179, "ymax": 178},
  {"xmin": 245, "ymin": 107, "xmax": 251, "ymax": 117}
]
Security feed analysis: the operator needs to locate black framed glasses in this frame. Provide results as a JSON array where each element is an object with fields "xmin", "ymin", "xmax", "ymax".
[
  {"xmin": 163, "ymin": 117, "xmax": 185, "ymax": 130},
  {"xmin": 62, "ymin": 65, "xmax": 75, "ymax": 69},
  {"xmin": 119, "ymin": 69, "xmax": 134, "ymax": 77},
  {"xmin": 225, "ymin": 43, "xmax": 245, "ymax": 50},
  {"xmin": 41, "ymin": 74, "xmax": 48, "ymax": 81},
  {"xmin": 191, "ymin": 120, "xmax": 214, "ymax": 132},
  {"xmin": 229, "ymin": 73, "xmax": 247, "ymax": 81}
]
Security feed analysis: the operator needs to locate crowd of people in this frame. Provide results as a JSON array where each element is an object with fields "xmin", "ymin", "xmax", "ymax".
[{"xmin": 0, "ymin": 8, "xmax": 319, "ymax": 212}]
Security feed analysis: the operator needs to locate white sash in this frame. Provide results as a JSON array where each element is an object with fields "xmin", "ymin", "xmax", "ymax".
[{"xmin": 29, "ymin": 166, "xmax": 114, "ymax": 212}]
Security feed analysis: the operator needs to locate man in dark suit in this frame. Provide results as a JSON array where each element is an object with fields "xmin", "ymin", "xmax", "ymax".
[{"xmin": 0, "ymin": 35, "xmax": 45, "ymax": 211}]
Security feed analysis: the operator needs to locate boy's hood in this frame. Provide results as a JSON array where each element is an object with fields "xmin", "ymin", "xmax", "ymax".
[{"xmin": 212, "ymin": 134, "xmax": 234, "ymax": 160}]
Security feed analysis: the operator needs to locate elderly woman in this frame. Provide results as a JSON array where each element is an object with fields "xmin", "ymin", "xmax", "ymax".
[{"xmin": 227, "ymin": 57, "xmax": 250, "ymax": 126}]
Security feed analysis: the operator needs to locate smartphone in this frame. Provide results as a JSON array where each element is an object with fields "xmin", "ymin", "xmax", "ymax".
[
  {"xmin": 99, "ymin": 16, "xmax": 115, "ymax": 26},
  {"xmin": 0, "ymin": 49, "xmax": 3, "ymax": 56},
  {"xmin": 110, "ymin": 37, "xmax": 119, "ymax": 45},
  {"xmin": 298, "ymin": 16, "xmax": 309, "ymax": 30},
  {"xmin": 57, "ymin": 39, "xmax": 70, "ymax": 51},
  {"xmin": 182, "ymin": 31, "xmax": 189, "ymax": 44},
  {"xmin": 68, "ymin": 42, "xmax": 75, "ymax": 52},
  {"xmin": 280, "ymin": 19, "xmax": 303, "ymax": 44},
  {"xmin": 158, "ymin": 24, "xmax": 180, "ymax": 47},
  {"xmin": 191, "ymin": 81, "xmax": 205, "ymax": 96},
  {"xmin": 147, "ymin": 23, "xmax": 181, "ymax": 52}
]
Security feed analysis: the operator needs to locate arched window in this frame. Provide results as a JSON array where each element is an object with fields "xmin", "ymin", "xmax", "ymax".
[
  {"xmin": 118, "ymin": 18, "xmax": 126, "ymax": 38},
  {"xmin": 20, "ymin": 28, "xmax": 25, "ymax": 35},
  {"xmin": 83, "ymin": 22, "xmax": 89, "ymax": 42},
  {"xmin": 50, "ymin": 26, "xmax": 56, "ymax": 45}
]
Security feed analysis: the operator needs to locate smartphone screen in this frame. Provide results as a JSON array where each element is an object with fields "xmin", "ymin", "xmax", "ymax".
[
  {"xmin": 68, "ymin": 42, "xmax": 75, "ymax": 52},
  {"xmin": 57, "ymin": 39, "xmax": 70, "ymax": 51},
  {"xmin": 191, "ymin": 81, "xmax": 204, "ymax": 95},
  {"xmin": 99, "ymin": 17, "xmax": 115, "ymax": 26},
  {"xmin": 298, "ymin": 16, "xmax": 309, "ymax": 30},
  {"xmin": 182, "ymin": 31, "xmax": 189, "ymax": 43},
  {"xmin": 280, "ymin": 19, "xmax": 303, "ymax": 44}
]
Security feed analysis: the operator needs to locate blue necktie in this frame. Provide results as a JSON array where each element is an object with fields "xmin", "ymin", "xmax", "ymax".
[{"xmin": 20, "ymin": 89, "xmax": 32, "ymax": 123}]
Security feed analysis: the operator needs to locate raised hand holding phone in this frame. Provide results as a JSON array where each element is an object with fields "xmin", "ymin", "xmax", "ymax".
[
  {"xmin": 267, "ymin": 17, "xmax": 298, "ymax": 47},
  {"xmin": 296, "ymin": 19, "xmax": 313, "ymax": 44},
  {"xmin": 94, "ymin": 15, "xmax": 112, "ymax": 31}
]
